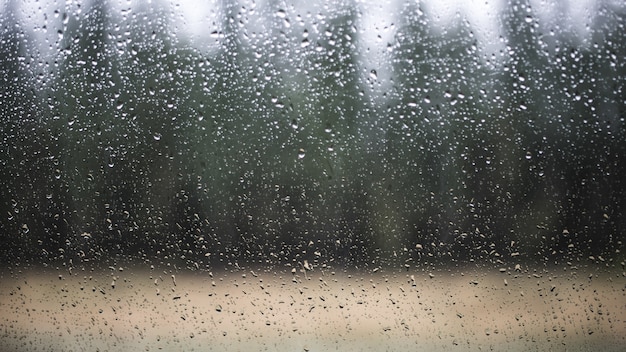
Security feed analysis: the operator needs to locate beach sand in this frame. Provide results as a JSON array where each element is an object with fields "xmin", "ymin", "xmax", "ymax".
[{"xmin": 1, "ymin": 264, "xmax": 624, "ymax": 351}]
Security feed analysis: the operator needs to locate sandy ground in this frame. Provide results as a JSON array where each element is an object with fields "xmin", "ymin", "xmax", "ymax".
[{"xmin": 0, "ymin": 264, "xmax": 624, "ymax": 351}]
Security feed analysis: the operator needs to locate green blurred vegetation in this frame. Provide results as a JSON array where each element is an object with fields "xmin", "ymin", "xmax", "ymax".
[{"xmin": 1, "ymin": 0, "xmax": 624, "ymax": 269}]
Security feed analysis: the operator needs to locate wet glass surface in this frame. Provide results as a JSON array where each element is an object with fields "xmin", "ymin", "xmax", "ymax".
[{"xmin": 1, "ymin": 0, "xmax": 624, "ymax": 350}]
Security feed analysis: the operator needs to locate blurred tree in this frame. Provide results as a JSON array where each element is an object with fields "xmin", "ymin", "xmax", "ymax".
[
  {"xmin": 43, "ymin": 0, "xmax": 119, "ymax": 262},
  {"xmin": 490, "ymin": 0, "xmax": 560, "ymax": 259},
  {"xmin": 113, "ymin": 0, "xmax": 206, "ymax": 261},
  {"xmin": 377, "ymin": 2, "xmax": 439, "ymax": 261},
  {"xmin": 42, "ymin": 0, "xmax": 206, "ymax": 263},
  {"xmin": 494, "ymin": 0, "xmax": 626, "ymax": 260},
  {"xmin": 290, "ymin": 3, "xmax": 373, "ymax": 265},
  {"xmin": 383, "ymin": 3, "xmax": 491, "ymax": 263},
  {"xmin": 199, "ymin": 1, "xmax": 375, "ymax": 266},
  {"xmin": 546, "ymin": 1, "xmax": 626, "ymax": 258},
  {"xmin": 0, "ymin": 0, "xmax": 65, "ymax": 263}
]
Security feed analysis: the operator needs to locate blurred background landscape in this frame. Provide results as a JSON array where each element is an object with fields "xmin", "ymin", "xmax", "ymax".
[{"xmin": 1, "ymin": 0, "xmax": 624, "ymax": 270}]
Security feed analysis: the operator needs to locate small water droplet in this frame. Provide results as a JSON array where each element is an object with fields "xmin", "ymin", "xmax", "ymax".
[
  {"xmin": 153, "ymin": 133, "xmax": 162, "ymax": 141},
  {"xmin": 298, "ymin": 148, "xmax": 305, "ymax": 159},
  {"xmin": 369, "ymin": 69, "xmax": 377, "ymax": 80}
]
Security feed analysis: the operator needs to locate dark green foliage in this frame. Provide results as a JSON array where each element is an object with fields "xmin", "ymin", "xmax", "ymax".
[{"xmin": 0, "ymin": 0, "xmax": 623, "ymax": 268}]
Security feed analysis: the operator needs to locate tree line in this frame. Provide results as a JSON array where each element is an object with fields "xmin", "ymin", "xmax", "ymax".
[{"xmin": 1, "ymin": 0, "xmax": 624, "ymax": 269}]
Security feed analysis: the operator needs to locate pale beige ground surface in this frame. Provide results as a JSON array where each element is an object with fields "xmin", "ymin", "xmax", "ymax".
[{"xmin": 0, "ymin": 264, "xmax": 624, "ymax": 351}]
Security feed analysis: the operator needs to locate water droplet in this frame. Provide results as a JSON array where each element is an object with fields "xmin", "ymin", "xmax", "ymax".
[
  {"xmin": 369, "ymin": 69, "xmax": 377, "ymax": 80},
  {"xmin": 153, "ymin": 133, "xmax": 162, "ymax": 141},
  {"xmin": 298, "ymin": 148, "xmax": 305, "ymax": 159}
]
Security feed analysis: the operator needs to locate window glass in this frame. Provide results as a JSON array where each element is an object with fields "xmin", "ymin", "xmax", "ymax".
[{"xmin": 1, "ymin": 0, "xmax": 624, "ymax": 350}]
